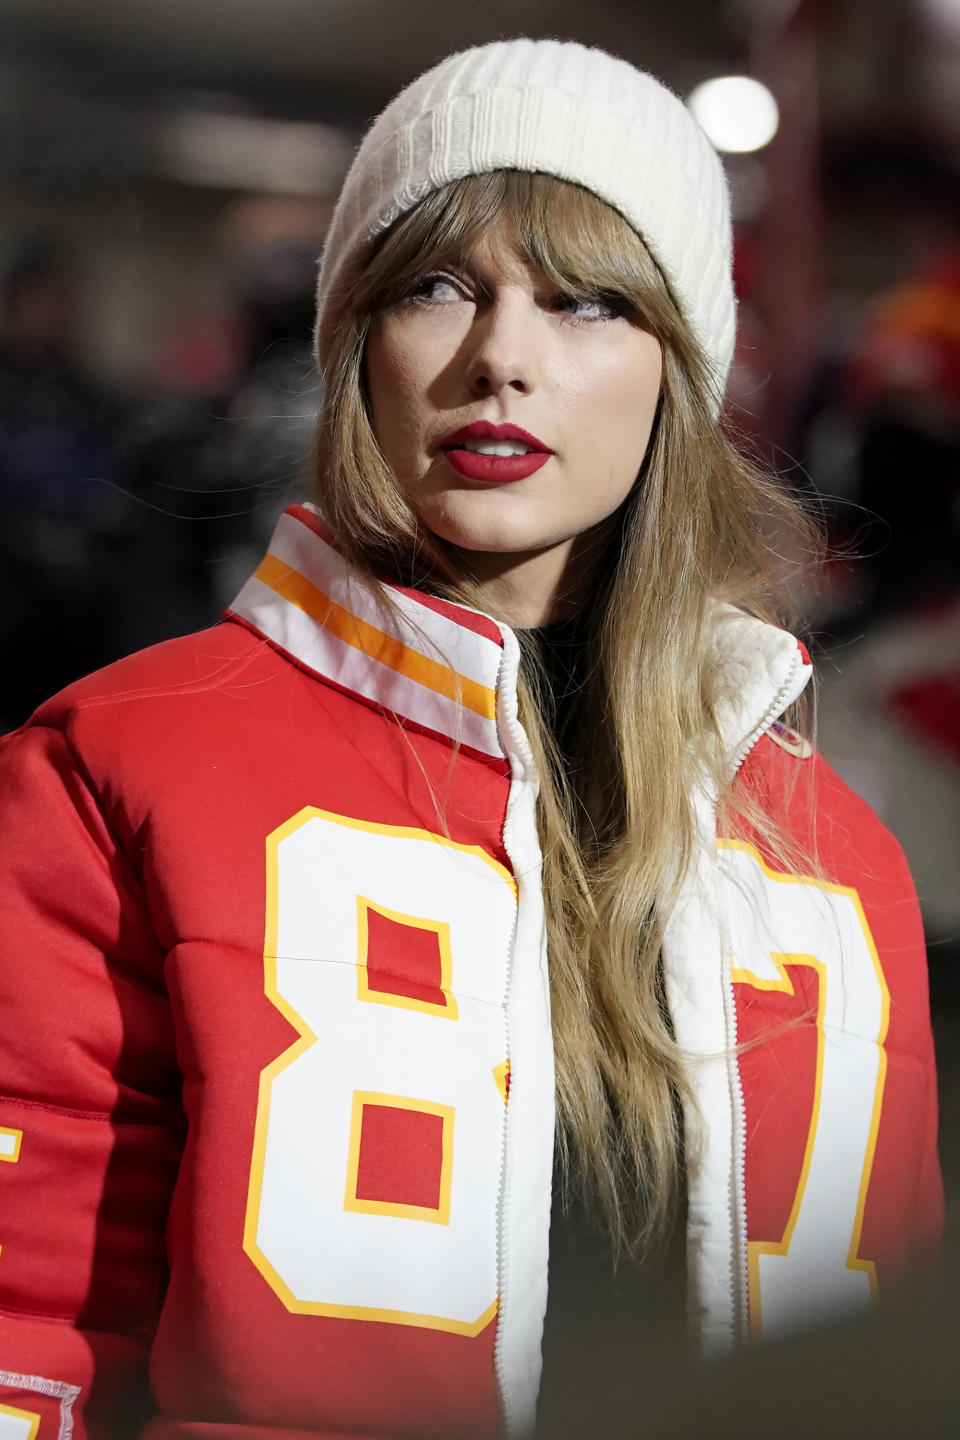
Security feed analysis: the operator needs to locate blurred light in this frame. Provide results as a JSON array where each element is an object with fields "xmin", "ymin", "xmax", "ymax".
[
  {"xmin": 687, "ymin": 76, "xmax": 780, "ymax": 154},
  {"xmin": 921, "ymin": 0, "xmax": 960, "ymax": 37},
  {"xmin": 158, "ymin": 111, "xmax": 353, "ymax": 196}
]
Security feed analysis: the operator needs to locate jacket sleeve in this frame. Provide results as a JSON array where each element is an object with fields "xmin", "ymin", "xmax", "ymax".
[
  {"xmin": 0, "ymin": 721, "xmax": 183, "ymax": 1440},
  {"xmin": 809, "ymin": 746, "xmax": 946, "ymax": 1272}
]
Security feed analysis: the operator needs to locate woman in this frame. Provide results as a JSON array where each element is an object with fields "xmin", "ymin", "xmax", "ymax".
[{"xmin": 0, "ymin": 38, "xmax": 941, "ymax": 1440}]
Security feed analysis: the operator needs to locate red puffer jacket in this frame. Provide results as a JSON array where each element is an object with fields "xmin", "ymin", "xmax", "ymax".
[{"xmin": 0, "ymin": 505, "xmax": 941, "ymax": 1440}]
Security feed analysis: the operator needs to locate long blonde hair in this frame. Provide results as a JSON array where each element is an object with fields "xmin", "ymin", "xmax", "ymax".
[{"xmin": 313, "ymin": 171, "xmax": 818, "ymax": 1249}]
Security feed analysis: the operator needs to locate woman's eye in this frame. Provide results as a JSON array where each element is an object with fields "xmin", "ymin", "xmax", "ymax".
[
  {"xmin": 406, "ymin": 273, "xmax": 465, "ymax": 305},
  {"xmin": 552, "ymin": 291, "xmax": 630, "ymax": 322}
]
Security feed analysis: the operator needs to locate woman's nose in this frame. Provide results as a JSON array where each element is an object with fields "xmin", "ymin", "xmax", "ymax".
[{"xmin": 464, "ymin": 290, "xmax": 539, "ymax": 397}]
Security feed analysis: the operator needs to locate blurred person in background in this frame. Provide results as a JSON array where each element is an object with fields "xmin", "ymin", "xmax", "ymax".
[
  {"xmin": 0, "ymin": 38, "xmax": 943, "ymax": 1440},
  {"xmin": 99, "ymin": 232, "xmax": 321, "ymax": 673},
  {"xmin": 0, "ymin": 226, "xmax": 323, "ymax": 729},
  {"xmin": 197, "ymin": 234, "xmax": 323, "ymax": 608},
  {"xmin": 0, "ymin": 240, "xmax": 129, "ymax": 723},
  {"xmin": 842, "ymin": 246, "xmax": 960, "ymax": 622}
]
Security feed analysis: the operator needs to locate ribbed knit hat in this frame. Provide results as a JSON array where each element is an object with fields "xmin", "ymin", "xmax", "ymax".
[{"xmin": 315, "ymin": 38, "xmax": 735, "ymax": 411}]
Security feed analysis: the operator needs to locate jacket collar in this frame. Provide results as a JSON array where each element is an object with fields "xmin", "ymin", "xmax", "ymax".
[
  {"xmin": 709, "ymin": 604, "xmax": 812, "ymax": 776},
  {"xmin": 227, "ymin": 504, "xmax": 510, "ymax": 761},
  {"xmin": 228, "ymin": 504, "xmax": 811, "ymax": 769}
]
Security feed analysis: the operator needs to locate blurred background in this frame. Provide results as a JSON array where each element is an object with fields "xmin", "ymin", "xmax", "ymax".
[{"xmin": 0, "ymin": 0, "xmax": 956, "ymax": 1431}]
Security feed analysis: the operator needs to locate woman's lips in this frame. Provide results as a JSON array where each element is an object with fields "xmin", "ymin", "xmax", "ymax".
[
  {"xmin": 442, "ymin": 448, "xmax": 551, "ymax": 482},
  {"xmin": 440, "ymin": 421, "xmax": 553, "ymax": 484}
]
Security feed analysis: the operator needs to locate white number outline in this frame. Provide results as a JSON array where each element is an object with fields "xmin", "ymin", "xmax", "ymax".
[{"xmin": 243, "ymin": 805, "xmax": 514, "ymax": 1334}]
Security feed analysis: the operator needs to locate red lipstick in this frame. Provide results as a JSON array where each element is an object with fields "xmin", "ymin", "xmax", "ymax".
[{"xmin": 440, "ymin": 421, "xmax": 553, "ymax": 484}]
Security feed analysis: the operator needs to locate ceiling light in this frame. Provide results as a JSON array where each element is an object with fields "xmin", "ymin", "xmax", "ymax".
[{"xmin": 687, "ymin": 76, "xmax": 780, "ymax": 154}]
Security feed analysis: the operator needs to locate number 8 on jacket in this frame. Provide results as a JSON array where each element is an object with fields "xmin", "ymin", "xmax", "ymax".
[{"xmin": 244, "ymin": 807, "xmax": 517, "ymax": 1334}]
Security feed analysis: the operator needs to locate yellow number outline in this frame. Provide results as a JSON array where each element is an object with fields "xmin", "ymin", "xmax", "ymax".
[
  {"xmin": 0, "ymin": 1402, "xmax": 41, "ymax": 1440},
  {"xmin": 343, "ymin": 1091, "xmax": 455, "ymax": 1224},
  {"xmin": 0, "ymin": 1127, "xmax": 22, "ymax": 1164},
  {"xmin": 0, "ymin": 1126, "xmax": 23, "ymax": 1264},
  {"xmin": 356, "ymin": 898, "xmax": 458, "ymax": 1020}
]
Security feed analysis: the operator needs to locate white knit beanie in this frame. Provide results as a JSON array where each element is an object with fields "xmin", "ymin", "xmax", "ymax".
[{"xmin": 315, "ymin": 38, "xmax": 735, "ymax": 412}]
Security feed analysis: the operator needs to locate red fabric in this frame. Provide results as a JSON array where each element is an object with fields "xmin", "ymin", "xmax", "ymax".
[
  {"xmin": 0, "ymin": 621, "xmax": 507, "ymax": 1440},
  {"xmin": 365, "ymin": 907, "xmax": 447, "ymax": 1009},
  {"xmin": 355, "ymin": 1106, "xmax": 444, "ymax": 1210},
  {"xmin": 0, "ymin": 615, "xmax": 941, "ymax": 1438},
  {"xmin": 731, "ymin": 737, "xmax": 943, "ymax": 1291}
]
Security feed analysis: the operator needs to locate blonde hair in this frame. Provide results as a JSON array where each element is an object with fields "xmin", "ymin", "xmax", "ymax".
[{"xmin": 313, "ymin": 171, "xmax": 818, "ymax": 1250}]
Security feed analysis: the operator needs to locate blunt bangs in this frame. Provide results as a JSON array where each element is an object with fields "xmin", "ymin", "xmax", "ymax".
[{"xmin": 357, "ymin": 171, "xmax": 681, "ymax": 342}]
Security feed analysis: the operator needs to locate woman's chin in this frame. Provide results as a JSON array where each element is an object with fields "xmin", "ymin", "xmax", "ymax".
[
  {"xmin": 417, "ymin": 503, "xmax": 573, "ymax": 560},
  {"xmin": 430, "ymin": 529, "xmax": 571, "ymax": 566}
]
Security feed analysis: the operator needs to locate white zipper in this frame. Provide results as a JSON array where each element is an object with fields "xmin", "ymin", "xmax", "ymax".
[
  {"xmin": 492, "ymin": 637, "xmax": 523, "ymax": 1438},
  {"xmin": 493, "ymin": 897, "xmax": 521, "ymax": 1439},
  {"xmin": 491, "ymin": 628, "xmax": 550, "ymax": 1439},
  {"xmin": 721, "ymin": 645, "xmax": 805, "ymax": 1342}
]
